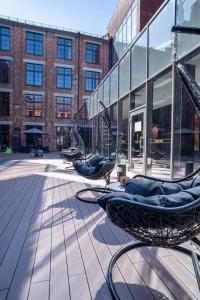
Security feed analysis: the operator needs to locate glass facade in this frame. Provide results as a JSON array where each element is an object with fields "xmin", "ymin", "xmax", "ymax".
[
  {"xmin": 148, "ymin": 0, "xmax": 173, "ymax": 77},
  {"xmin": 131, "ymin": 30, "xmax": 147, "ymax": 90},
  {"xmin": 112, "ymin": 1, "xmax": 137, "ymax": 63},
  {"xmin": 177, "ymin": 0, "xmax": 200, "ymax": 59},
  {"xmin": 88, "ymin": 0, "xmax": 200, "ymax": 179}
]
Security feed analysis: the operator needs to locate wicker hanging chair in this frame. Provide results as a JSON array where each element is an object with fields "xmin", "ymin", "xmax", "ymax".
[
  {"xmin": 74, "ymin": 102, "xmax": 116, "ymax": 203},
  {"xmin": 62, "ymin": 128, "xmax": 85, "ymax": 162},
  {"xmin": 97, "ymin": 62, "xmax": 200, "ymax": 299}
]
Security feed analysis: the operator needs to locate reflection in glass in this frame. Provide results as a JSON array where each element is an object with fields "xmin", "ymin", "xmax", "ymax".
[
  {"xmin": 131, "ymin": 30, "xmax": 147, "ymax": 89},
  {"xmin": 177, "ymin": 0, "xmax": 200, "ymax": 59},
  {"xmin": 109, "ymin": 103, "xmax": 118, "ymax": 154},
  {"xmin": 119, "ymin": 51, "xmax": 130, "ymax": 98},
  {"xmin": 129, "ymin": 111, "xmax": 145, "ymax": 174},
  {"xmin": 118, "ymin": 96, "xmax": 129, "ymax": 163},
  {"xmin": 147, "ymin": 71, "xmax": 172, "ymax": 178},
  {"xmin": 130, "ymin": 85, "xmax": 146, "ymax": 111},
  {"xmin": 110, "ymin": 66, "xmax": 118, "ymax": 104},
  {"xmin": 174, "ymin": 54, "xmax": 200, "ymax": 178},
  {"xmin": 149, "ymin": 0, "xmax": 174, "ymax": 77},
  {"xmin": 103, "ymin": 76, "xmax": 110, "ymax": 107}
]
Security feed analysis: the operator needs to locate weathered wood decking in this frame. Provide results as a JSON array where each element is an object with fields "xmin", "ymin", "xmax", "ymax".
[{"xmin": 0, "ymin": 154, "xmax": 199, "ymax": 300}]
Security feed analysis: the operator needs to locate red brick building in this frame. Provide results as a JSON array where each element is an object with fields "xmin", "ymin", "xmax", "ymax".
[{"xmin": 0, "ymin": 17, "xmax": 109, "ymax": 151}]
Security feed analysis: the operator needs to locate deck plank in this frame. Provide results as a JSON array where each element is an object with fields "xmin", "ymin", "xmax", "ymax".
[
  {"xmin": 0, "ymin": 156, "xmax": 200, "ymax": 300},
  {"xmin": 6, "ymin": 171, "xmax": 49, "ymax": 300},
  {"xmin": 49, "ymin": 173, "xmax": 70, "ymax": 300}
]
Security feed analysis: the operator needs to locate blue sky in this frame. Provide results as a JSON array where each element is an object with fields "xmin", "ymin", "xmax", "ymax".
[{"xmin": 0, "ymin": 0, "xmax": 118, "ymax": 36}]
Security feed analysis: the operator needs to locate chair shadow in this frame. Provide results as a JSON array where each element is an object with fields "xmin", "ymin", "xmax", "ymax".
[
  {"xmin": 95, "ymin": 282, "xmax": 170, "ymax": 300},
  {"xmin": 41, "ymin": 195, "xmax": 100, "ymax": 229},
  {"xmin": 92, "ymin": 217, "xmax": 130, "ymax": 246}
]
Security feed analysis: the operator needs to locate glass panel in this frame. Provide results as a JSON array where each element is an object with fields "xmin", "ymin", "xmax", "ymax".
[
  {"xmin": 131, "ymin": 30, "xmax": 147, "ymax": 89},
  {"xmin": 131, "ymin": 4, "xmax": 137, "ymax": 40},
  {"xmin": 129, "ymin": 111, "xmax": 145, "ymax": 174},
  {"xmin": 119, "ymin": 51, "xmax": 130, "ymax": 98},
  {"xmin": 147, "ymin": 71, "xmax": 172, "ymax": 178},
  {"xmin": 149, "ymin": 0, "xmax": 174, "ymax": 77},
  {"xmin": 97, "ymin": 84, "xmax": 103, "ymax": 113},
  {"xmin": 130, "ymin": 85, "xmax": 146, "ymax": 111},
  {"xmin": 127, "ymin": 15, "xmax": 132, "ymax": 45},
  {"xmin": 118, "ymin": 96, "xmax": 129, "ymax": 164},
  {"xmin": 177, "ymin": 0, "xmax": 200, "ymax": 59},
  {"xmin": 109, "ymin": 103, "xmax": 118, "ymax": 154},
  {"xmin": 110, "ymin": 66, "xmax": 118, "ymax": 104},
  {"xmin": 103, "ymin": 76, "xmax": 110, "ymax": 107},
  {"xmin": 93, "ymin": 92, "xmax": 98, "ymax": 116},
  {"xmin": 174, "ymin": 54, "xmax": 200, "ymax": 178}
]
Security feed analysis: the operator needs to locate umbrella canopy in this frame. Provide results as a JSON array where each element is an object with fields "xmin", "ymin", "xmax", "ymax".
[{"xmin": 23, "ymin": 128, "xmax": 48, "ymax": 135}]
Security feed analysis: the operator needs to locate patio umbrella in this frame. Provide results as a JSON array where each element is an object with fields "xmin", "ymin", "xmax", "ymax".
[
  {"xmin": 23, "ymin": 128, "xmax": 48, "ymax": 148},
  {"xmin": 23, "ymin": 128, "xmax": 48, "ymax": 135}
]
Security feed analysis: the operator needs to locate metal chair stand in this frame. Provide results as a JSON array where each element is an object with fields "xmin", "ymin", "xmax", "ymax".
[
  {"xmin": 108, "ymin": 242, "xmax": 200, "ymax": 300},
  {"xmin": 76, "ymin": 173, "xmax": 114, "ymax": 204}
]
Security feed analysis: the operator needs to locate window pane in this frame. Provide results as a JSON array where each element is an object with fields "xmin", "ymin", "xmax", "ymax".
[
  {"xmin": 149, "ymin": 0, "xmax": 174, "ymax": 77},
  {"xmin": 147, "ymin": 71, "xmax": 172, "ymax": 178},
  {"xmin": 119, "ymin": 51, "xmax": 130, "ymax": 98},
  {"xmin": 103, "ymin": 76, "xmax": 110, "ymax": 107},
  {"xmin": 25, "ymin": 94, "xmax": 42, "ymax": 117},
  {"xmin": 131, "ymin": 30, "xmax": 147, "ymax": 90},
  {"xmin": 0, "ymin": 27, "xmax": 10, "ymax": 51},
  {"xmin": 130, "ymin": 85, "xmax": 146, "ymax": 110},
  {"xmin": 177, "ymin": 0, "xmax": 200, "ymax": 59},
  {"xmin": 174, "ymin": 54, "xmax": 200, "ymax": 178},
  {"xmin": 110, "ymin": 66, "xmax": 118, "ymax": 104},
  {"xmin": 85, "ymin": 42, "xmax": 100, "ymax": 64},
  {"xmin": 0, "ymin": 60, "xmax": 10, "ymax": 83},
  {"xmin": 26, "ymin": 32, "xmax": 43, "ymax": 55},
  {"xmin": 0, "ymin": 92, "xmax": 9, "ymax": 116},
  {"xmin": 26, "ymin": 63, "xmax": 42, "ymax": 86}
]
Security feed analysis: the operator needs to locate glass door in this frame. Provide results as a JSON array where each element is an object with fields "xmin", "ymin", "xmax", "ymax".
[{"xmin": 129, "ymin": 108, "xmax": 145, "ymax": 174}]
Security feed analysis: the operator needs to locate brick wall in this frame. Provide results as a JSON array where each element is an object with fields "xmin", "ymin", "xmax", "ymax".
[{"xmin": 0, "ymin": 19, "xmax": 109, "ymax": 151}]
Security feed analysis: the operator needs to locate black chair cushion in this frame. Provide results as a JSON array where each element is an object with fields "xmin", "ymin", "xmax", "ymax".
[
  {"xmin": 125, "ymin": 177, "xmax": 200, "ymax": 196},
  {"xmin": 87, "ymin": 154, "xmax": 104, "ymax": 167},
  {"xmin": 98, "ymin": 176, "xmax": 200, "ymax": 211},
  {"xmin": 98, "ymin": 190, "xmax": 196, "ymax": 211}
]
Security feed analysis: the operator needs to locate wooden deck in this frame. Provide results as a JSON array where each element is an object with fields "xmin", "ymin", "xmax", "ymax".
[{"xmin": 0, "ymin": 153, "xmax": 200, "ymax": 300}]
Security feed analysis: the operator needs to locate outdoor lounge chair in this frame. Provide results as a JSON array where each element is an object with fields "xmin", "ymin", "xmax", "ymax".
[
  {"xmin": 97, "ymin": 62, "xmax": 200, "ymax": 299},
  {"xmin": 74, "ymin": 103, "xmax": 116, "ymax": 203},
  {"xmin": 61, "ymin": 128, "xmax": 85, "ymax": 163}
]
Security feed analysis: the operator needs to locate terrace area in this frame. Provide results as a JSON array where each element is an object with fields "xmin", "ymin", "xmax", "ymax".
[{"xmin": 0, "ymin": 153, "xmax": 199, "ymax": 300}]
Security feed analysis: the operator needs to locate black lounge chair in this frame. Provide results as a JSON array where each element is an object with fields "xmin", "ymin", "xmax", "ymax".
[
  {"xmin": 74, "ymin": 103, "xmax": 116, "ymax": 203},
  {"xmin": 97, "ymin": 62, "xmax": 200, "ymax": 299},
  {"xmin": 61, "ymin": 128, "xmax": 85, "ymax": 163}
]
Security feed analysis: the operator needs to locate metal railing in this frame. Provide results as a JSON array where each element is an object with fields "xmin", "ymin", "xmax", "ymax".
[{"xmin": 0, "ymin": 14, "xmax": 106, "ymax": 39}]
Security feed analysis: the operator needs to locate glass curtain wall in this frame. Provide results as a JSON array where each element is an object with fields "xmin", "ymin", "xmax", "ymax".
[
  {"xmin": 149, "ymin": 0, "xmax": 174, "ymax": 77},
  {"xmin": 147, "ymin": 71, "xmax": 172, "ymax": 178},
  {"xmin": 174, "ymin": 53, "xmax": 200, "ymax": 177},
  {"xmin": 109, "ymin": 103, "xmax": 118, "ymax": 155},
  {"xmin": 177, "ymin": 0, "xmax": 200, "ymax": 59},
  {"xmin": 131, "ymin": 30, "xmax": 147, "ymax": 90},
  {"xmin": 118, "ymin": 96, "xmax": 129, "ymax": 163}
]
